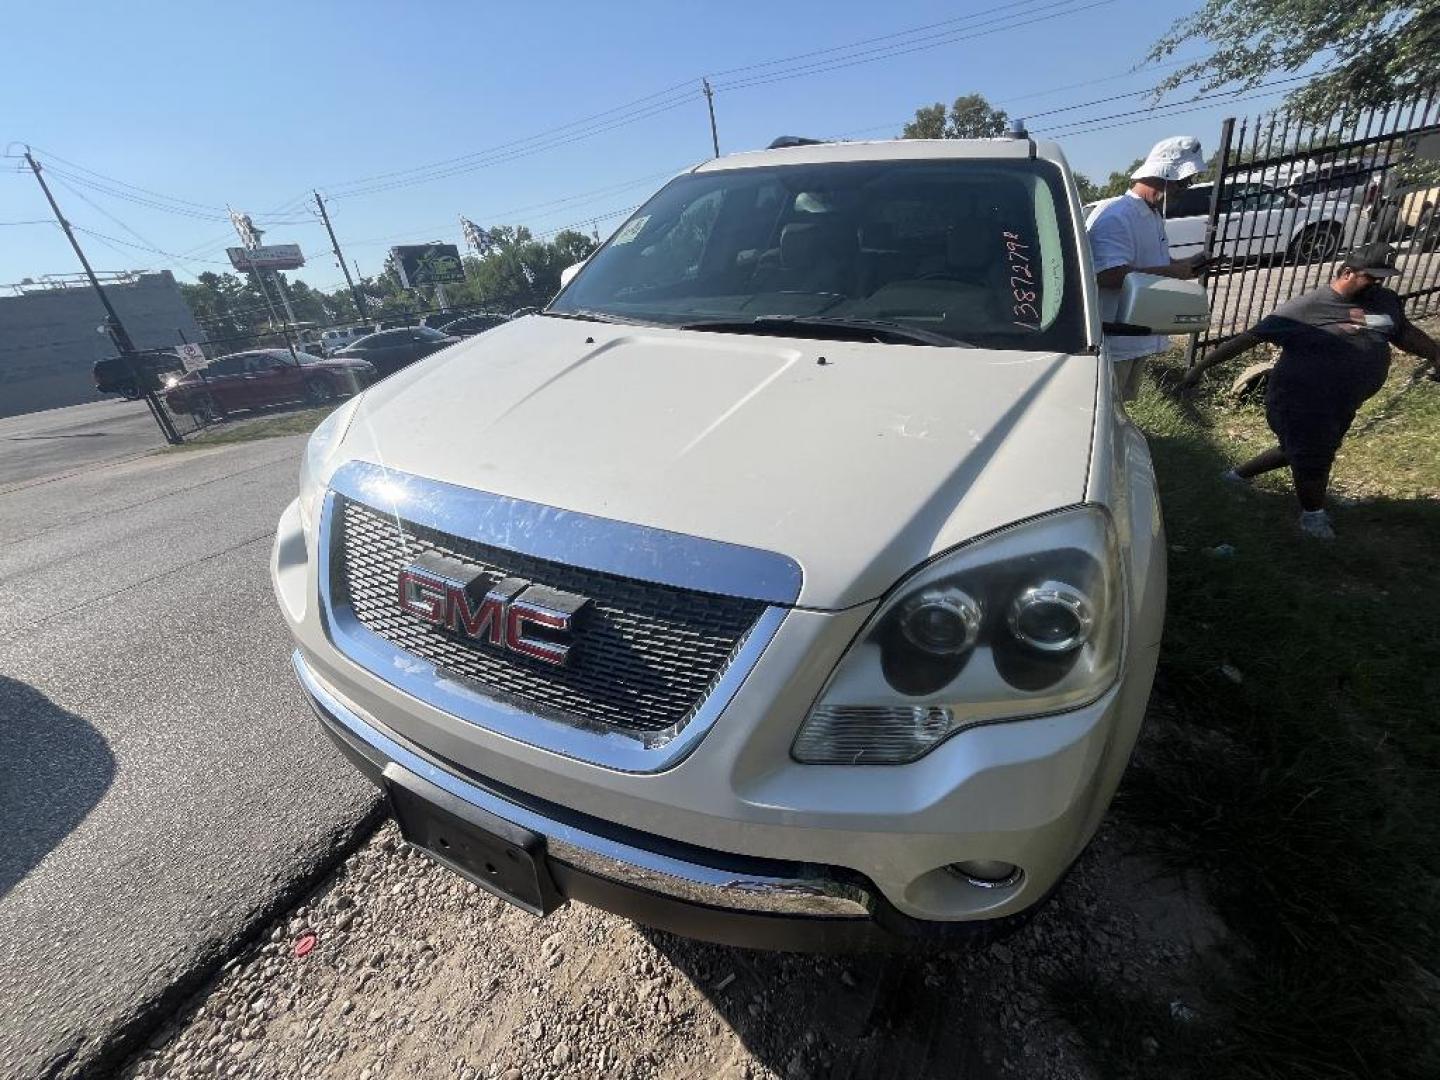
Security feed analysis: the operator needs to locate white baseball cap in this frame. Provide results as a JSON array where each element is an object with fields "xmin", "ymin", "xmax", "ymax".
[{"xmin": 1132, "ymin": 135, "xmax": 1205, "ymax": 182}]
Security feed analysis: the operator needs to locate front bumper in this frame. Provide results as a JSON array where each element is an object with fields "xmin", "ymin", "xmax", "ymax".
[{"xmin": 295, "ymin": 650, "xmax": 1048, "ymax": 950}]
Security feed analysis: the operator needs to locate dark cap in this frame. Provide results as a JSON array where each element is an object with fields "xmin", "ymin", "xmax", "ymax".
[{"xmin": 1341, "ymin": 241, "xmax": 1399, "ymax": 278}]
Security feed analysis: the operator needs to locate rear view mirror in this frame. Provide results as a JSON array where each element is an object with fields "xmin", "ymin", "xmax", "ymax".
[{"xmin": 1106, "ymin": 274, "xmax": 1210, "ymax": 336}]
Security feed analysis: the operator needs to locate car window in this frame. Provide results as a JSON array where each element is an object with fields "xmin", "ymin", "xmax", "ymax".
[
  {"xmin": 412, "ymin": 326, "xmax": 448, "ymax": 340},
  {"xmin": 1229, "ymin": 188, "xmax": 1289, "ymax": 212},
  {"xmin": 1165, "ymin": 186, "xmax": 1212, "ymax": 219},
  {"xmin": 550, "ymin": 158, "xmax": 1087, "ymax": 352},
  {"xmin": 209, "ymin": 356, "xmax": 245, "ymax": 376}
]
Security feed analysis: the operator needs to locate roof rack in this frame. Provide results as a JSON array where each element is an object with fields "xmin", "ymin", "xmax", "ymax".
[{"xmin": 767, "ymin": 136, "xmax": 828, "ymax": 150}]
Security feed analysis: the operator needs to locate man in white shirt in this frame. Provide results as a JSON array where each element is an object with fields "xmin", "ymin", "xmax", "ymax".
[{"xmin": 1087, "ymin": 136, "xmax": 1208, "ymax": 400}]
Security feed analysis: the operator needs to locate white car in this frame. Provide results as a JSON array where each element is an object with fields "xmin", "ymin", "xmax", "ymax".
[
  {"xmin": 273, "ymin": 137, "xmax": 1205, "ymax": 948},
  {"xmin": 1085, "ymin": 181, "xmax": 1362, "ymax": 264},
  {"xmin": 317, "ymin": 325, "xmax": 376, "ymax": 357}
]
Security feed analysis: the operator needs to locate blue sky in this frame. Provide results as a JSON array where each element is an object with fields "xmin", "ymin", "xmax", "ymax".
[{"xmin": 1, "ymin": 0, "xmax": 1300, "ymax": 291}]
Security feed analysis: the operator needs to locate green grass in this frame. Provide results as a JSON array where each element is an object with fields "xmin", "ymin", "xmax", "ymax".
[
  {"xmin": 164, "ymin": 404, "xmax": 336, "ymax": 450},
  {"xmin": 1060, "ymin": 347, "xmax": 1440, "ymax": 1079}
]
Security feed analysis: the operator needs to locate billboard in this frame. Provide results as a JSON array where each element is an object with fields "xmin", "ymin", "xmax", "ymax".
[
  {"xmin": 227, "ymin": 244, "xmax": 305, "ymax": 271},
  {"xmin": 390, "ymin": 243, "xmax": 466, "ymax": 288}
]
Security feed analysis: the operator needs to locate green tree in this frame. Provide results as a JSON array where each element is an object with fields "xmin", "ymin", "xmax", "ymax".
[
  {"xmin": 902, "ymin": 93, "xmax": 1008, "ymax": 139},
  {"xmin": 1149, "ymin": 2, "xmax": 1440, "ymax": 117},
  {"xmin": 1096, "ymin": 159, "xmax": 1145, "ymax": 200},
  {"xmin": 1074, "ymin": 172, "xmax": 1101, "ymax": 204}
]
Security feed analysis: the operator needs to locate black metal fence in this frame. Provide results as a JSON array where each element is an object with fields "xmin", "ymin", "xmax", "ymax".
[{"xmin": 1190, "ymin": 89, "xmax": 1440, "ymax": 362}]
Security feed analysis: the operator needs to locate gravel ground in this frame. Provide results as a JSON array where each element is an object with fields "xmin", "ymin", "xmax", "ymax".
[{"xmin": 121, "ymin": 716, "xmax": 1225, "ymax": 1080}]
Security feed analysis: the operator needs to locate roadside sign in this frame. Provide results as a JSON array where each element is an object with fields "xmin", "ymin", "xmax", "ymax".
[
  {"xmin": 176, "ymin": 343, "xmax": 207, "ymax": 371},
  {"xmin": 227, "ymin": 244, "xmax": 306, "ymax": 271},
  {"xmin": 390, "ymin": 243, "xmax": 466, "ymax": 287}
]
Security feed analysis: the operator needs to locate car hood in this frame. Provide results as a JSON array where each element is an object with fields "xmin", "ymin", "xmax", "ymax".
[{"xmin": 336, "ymin": 316, "xmax": 1098, "ymax": 609}]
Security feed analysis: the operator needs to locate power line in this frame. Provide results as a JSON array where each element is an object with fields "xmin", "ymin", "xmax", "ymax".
[
  {"xmin": 24, "ymin": 144, "xmax": 231, "ymax": 213},
  {"xmin": 712, "ymin": 0, "xmax": 1119, "ymax": 93},
  {"xmin": 705, "ymin": 1, "xmax": 1030, "ymax": 81},
  {"xmin": 327, "ymin": 96, "xmax": 698, "ymax": 200},
  {"xmin": 1034, "ymin": 72, "xmax": 1316, "ymax": 137},
  {"xmin": 321, "ymin": 0, "xmax": 1116, "ymax": 202},
  {"xmin": 319, "ymin": 80, "xmax": 700, "ymax": 197},
  {"xmin": 830, "ymin": 55, "xmax": 1207, "ymax": 140},
  {"xmin": 49, "ymin": 173, "xmax": 205, "ymax": 270},
  {"xmin": 69, "ymin": 225, "xmax": 232, "ymax": 264}
]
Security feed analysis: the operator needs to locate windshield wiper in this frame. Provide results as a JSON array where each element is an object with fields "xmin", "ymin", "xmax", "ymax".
[
  {"xmin": 679, "ymin": 315, "xmax": 971, "ymax": 347},
  {"xmin": 540, "ymin": 308, "xmax": 640, "ymax": 325}
]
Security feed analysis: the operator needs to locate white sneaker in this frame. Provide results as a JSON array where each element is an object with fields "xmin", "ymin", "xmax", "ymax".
[
  {"xmin": 1220, "ymin": 469, "xmax": 1252, "ymax": 487},
  {"xmin": 1299, "ymin": 510, "xmax": 1335, "ymax": 540}
]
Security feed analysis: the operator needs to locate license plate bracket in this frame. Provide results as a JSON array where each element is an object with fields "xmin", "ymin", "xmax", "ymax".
[{"xmin": 382, "ymin": 763, "xmax": 561, "ymax": 917}]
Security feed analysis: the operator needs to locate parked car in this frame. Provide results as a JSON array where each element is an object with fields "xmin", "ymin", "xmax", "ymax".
[
  {"xmin": 437, "ymin": 312, "xmax": 509, "ymax": 337},
  {"xmin": 274, "ymin": 135, "xmax": 1206, "ymax": 950},
  {"xmin": 318, "ymin": 326, "xmax": 376, "ymax": 357},
  {"xmin": 93, "ymin": 352, "xmax": 185, "ymax": 400},
  {"xmin": 331, "ymin": 326, "xmax": 459, "ymax": 377},
  {"xmin": 164, "ymin": 349, "xmax": 374, "ymax": 420},
  {"xmin": 1085, "ymin": 182, "xmax": 1362, "ymax": 263}
]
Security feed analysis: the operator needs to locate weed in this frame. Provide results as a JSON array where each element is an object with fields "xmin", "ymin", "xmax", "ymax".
[{"xmin": 1069, "ymin": 350, "xmax": 1440, "ymax": 1079}]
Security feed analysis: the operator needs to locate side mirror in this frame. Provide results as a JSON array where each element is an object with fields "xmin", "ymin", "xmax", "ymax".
[
  {"xmin": 559, "ymin": 261, "xmax": 586, "ymax": 289},
  {"xmin": 1106, "ymin": 273, "xmax": 1210, "ymax": 336}
]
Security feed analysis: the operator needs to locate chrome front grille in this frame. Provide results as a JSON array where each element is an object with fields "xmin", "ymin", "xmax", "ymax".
[{"xmin": 333, "ymin": 497, "xmax": 768, "ymax": 735}]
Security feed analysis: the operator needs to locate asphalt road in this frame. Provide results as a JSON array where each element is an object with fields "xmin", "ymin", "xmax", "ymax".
[
  {"xmin": 0, "ymin": 398, "xmax": 173, "ymax": 491},
  {"xmin": 0, "ymin": 435, "xmax": 380, "ymax": 1079}
]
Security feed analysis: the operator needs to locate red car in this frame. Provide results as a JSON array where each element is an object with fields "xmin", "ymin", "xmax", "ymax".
[{"xmin": 163, "ymin": 349, "xmax": 375, "ymax": 420}]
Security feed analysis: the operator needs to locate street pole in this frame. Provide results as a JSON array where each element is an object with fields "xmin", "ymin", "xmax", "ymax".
[
  {"xmin": 702, "ymin": 79, "xmax": 720, "ymax": 158},
  {"xmin": 22, "ymin": 149, "xmax": 182, "ymax": 444},
  {"xmin": 270, "ymin": 269, "xmax": 299, "ymax": 326},
  {"xmin": 315, "ymin": 191, "xmax": 368, "ymax": 322}
]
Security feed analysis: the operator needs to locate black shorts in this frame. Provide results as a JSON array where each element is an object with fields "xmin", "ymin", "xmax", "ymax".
[{"xmin": 1266, "ymin": 402, "xmax": 1356, "ymax": 475}]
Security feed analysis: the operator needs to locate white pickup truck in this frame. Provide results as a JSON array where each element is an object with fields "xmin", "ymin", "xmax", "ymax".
[{"xmin": 274, "ymin": 135, "xmax": 1207, "ymax": 949}]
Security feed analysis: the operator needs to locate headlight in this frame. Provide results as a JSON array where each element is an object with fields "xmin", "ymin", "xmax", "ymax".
[
  {"xmin": 792, "ymin": 506, "xmax": 1124, "ymax": 765},
  {"xmin": 297, "ymin": 394, "xmax": 364, "ymax": 537}
]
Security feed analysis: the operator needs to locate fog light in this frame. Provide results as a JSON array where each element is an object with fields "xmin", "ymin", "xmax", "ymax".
[{"xmin": 947, "ymin": 860, "xmax": 1022, "ymax": 888}]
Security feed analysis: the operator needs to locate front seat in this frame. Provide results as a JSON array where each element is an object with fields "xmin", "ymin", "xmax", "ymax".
[{"xmin": 750, "ymin": 221, "xmax": 858, "ymax": 295}]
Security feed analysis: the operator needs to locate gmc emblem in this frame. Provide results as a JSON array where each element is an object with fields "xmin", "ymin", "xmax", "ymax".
[{"xmin": 397, "ymin": 553, "xmax": 589, "ymax": 667}]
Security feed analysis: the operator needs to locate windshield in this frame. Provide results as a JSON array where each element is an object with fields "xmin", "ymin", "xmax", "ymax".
[{"xmin": 549, "ymin": 158, "xmax": 1085, "ymax": 351}]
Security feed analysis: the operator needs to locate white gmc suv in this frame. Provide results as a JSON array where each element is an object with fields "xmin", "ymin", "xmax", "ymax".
[{"xmin": 272, "ymin": 136, "xmax": 1206, "ymax": 949}]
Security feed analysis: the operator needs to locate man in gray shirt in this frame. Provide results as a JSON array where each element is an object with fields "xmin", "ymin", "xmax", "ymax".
[{"xmin": 1180, "ymin": 243, "xmax": 1439, "ymax": 538}]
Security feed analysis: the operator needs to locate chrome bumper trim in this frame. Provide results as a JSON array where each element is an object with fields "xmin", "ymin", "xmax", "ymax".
[
  {"xmin": 327, "ymin": 460, "xmax": 803, "ymax": 605},
  {"xmin": 294, "ymin": 651, "xmax": 874, "ymax": 919}
]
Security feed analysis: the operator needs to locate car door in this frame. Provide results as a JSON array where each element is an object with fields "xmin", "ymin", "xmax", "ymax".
[
  {"xmin": 349, "ymin": 331, "xmax": 402, "ymax": 376},
  {"xmin": 1213, "ymin": 186, "xmax": 1295, "ymax": 259},
  {"xmin": 1163, "ymin": 184, "xmax": 1212, "ymax": 261},
  {"xmin": 255, "ymin": 350, "xmax": 306, "ymax": 406},
  {"xmin": 201, "ymin": 355, "xmax": 249, "ymax": 410},
  {"xmin": 411, "ymin": 329, "xmax": 449, "ymax": 363}
]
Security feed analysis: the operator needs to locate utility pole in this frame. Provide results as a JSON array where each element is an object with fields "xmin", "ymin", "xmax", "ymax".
[
  {"xmin": 702, "ymin": 79, "xmax": 720, "ymax": 158},
  {"xmin": 315, "ymin": 191, "xmax": 368, "ymax": 321},
  {"xmin": 23, "ymin": 149, "xmax": 182, "ymax": 444}
]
